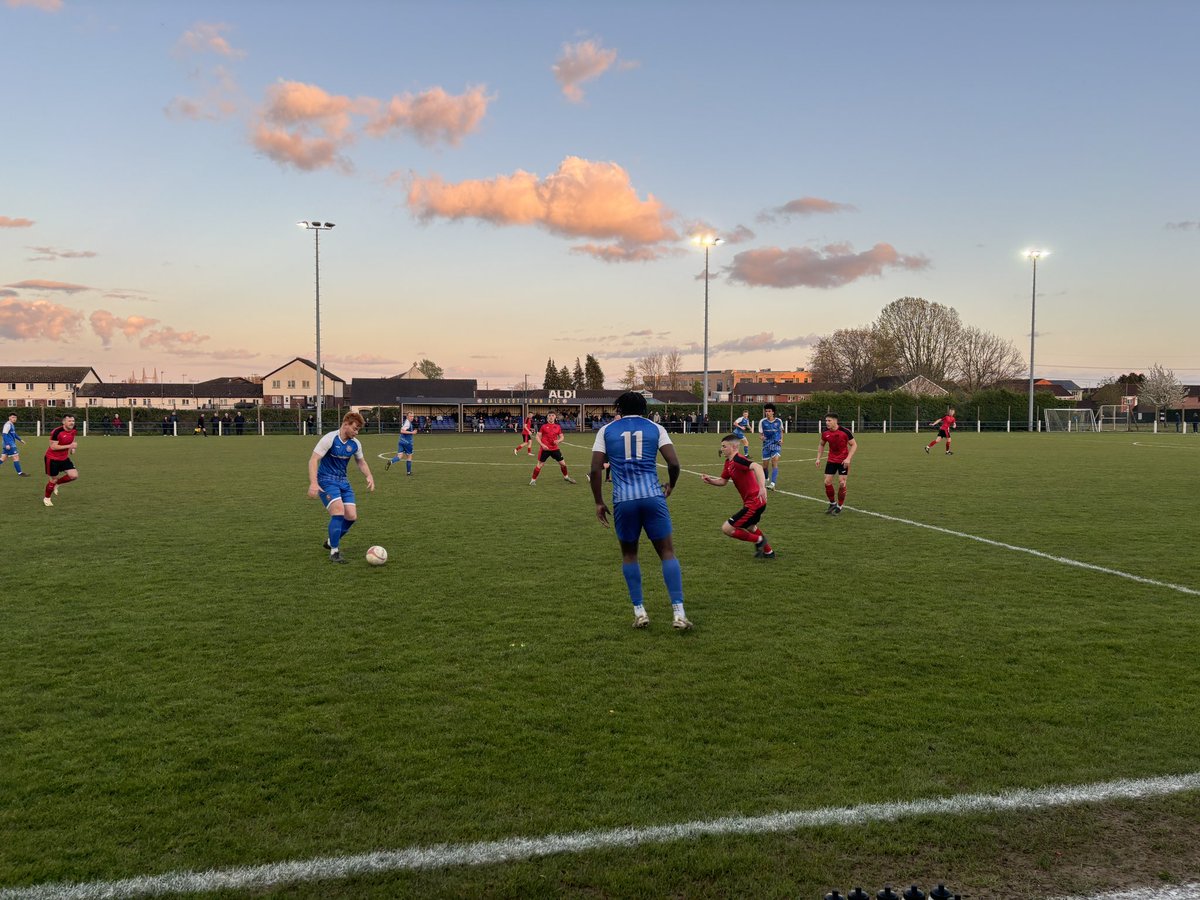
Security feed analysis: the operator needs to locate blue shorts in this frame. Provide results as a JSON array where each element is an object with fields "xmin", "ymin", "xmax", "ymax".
[
  {"xmin": 733, "ymin": 429, "xmax": 745, "ymax": 439},
  {"xmin": 2, "ymin": 443, "xmax": 16, "ymax": 454},
  {"xmin": 613, "ymin": 496, "xmax": 673, "ymax": 544},
  {"xmin": 318, "ymin": 480, "xmax": 356, "ymax": 508},
  {"xmin": 762, "ymin": 443, "xmax": 781, "ymax": 460},
  {"xmin": 398, "ymin": 438, "xmax": 414, "ymax": 454}
]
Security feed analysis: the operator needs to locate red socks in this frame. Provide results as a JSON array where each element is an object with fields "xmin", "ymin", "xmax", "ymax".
[{"xmin": 825, "ymin": 484, "xmax": 836, "ymax": 502}]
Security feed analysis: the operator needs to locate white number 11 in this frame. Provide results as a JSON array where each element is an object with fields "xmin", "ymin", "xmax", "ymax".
[{"xmin": 622, "ymin": 431, "xmax": 644, "ymax": 459}]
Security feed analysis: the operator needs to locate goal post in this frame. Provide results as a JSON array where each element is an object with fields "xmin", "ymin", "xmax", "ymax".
[
  {"xmin": 1044, "ymin": 408, "xmax": 1099, "ymax": 433},
  {"xmin": 1097, "ymin": 404, "xmax": 1130, "ymax": 431}
]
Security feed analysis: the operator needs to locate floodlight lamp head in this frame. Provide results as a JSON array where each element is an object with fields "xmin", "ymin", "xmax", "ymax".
[
  {"xmin": 1024, "ymin": 248, "xmax": 1048, "ymax": 260},
  {"xmin": 692, "ymin": 233, "xmax": 722, "ymax": 248}
]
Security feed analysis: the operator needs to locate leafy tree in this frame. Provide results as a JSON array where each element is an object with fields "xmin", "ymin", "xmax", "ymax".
[
  {"xmin": 416, "ymin": 358, "xmax": 443, "ymax": 379},
  {"xmin": 584, "ymin": 354, "xmax": 605, "ymax": 390},
  {"xmin": 875, "ymin": 297, "xmax": 962, "ymax": 383},
  {"xmin": 953, "ymin": 326, "xmax": 1025, "ymax": 392},
  {"xmin": 1088, "ymin": 377, "xmax": 1125, "ymax": 407},
  {"xmin": 543, "ymin": 358, "xmax": 558, "ymax": 390},
  {"xmin": 620, "ymin": 364, "xmax": 639, "ymax": 391},
  {"xmin": 558, "ymin": 365, "xmax": 572, "ymax": 389},
  {"xmin": 572, "ymin": 358, "xmax": 585, "ymax": 391}
]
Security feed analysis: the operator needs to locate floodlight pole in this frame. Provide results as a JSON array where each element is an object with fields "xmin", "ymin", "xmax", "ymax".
[
  {"xmin": 694, "ymin": 234, "xmax": 723, "ymax": 426},
  {"xmin": 1026, "ymin": 250, "xmax": 1043, "ymax": 432},
  {"xmin": 299, "ymin": 221, "xmax": 335, "ymax": 432}
]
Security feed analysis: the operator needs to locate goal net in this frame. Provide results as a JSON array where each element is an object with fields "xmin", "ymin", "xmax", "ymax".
[
  {"xmin": 1044, "ymin": 408, "xmax": 1098, "ymax": 433},
  {"xmin": 1097, "ymin": 404, "xmax": 1130, "ymax": 431}
]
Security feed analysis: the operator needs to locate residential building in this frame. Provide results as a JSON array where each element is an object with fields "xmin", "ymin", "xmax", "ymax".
[
  {"xmin": 0, "ymin": 366, "xmax": 101, "ymax": 407},
  {"xmin": 261, "ymin": 358, "xmax": 345, "ymax": 409}
]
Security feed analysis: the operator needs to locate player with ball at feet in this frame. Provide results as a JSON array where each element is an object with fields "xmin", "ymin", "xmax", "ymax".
[{"xmin": 308, "ymin": 411, "xmax": 375, "ymax": 564}]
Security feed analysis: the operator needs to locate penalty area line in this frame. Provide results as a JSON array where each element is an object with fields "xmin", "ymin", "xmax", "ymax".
[{"xmin": 3, "ymin": 771, "xmax": 1199, "ymax": 899}]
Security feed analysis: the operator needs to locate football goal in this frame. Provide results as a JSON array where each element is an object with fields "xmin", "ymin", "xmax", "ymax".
[
  {"xmin": 1097, "ymin": 404, "xmax": 1130, "ymax": 431},
  {"xmin": 1044, "ymin": 408, "xmax": 1099, "ymax": 432}
]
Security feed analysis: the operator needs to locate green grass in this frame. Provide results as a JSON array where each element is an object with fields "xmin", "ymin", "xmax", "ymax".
[{"xmin": 2, "ymin": 430, "xmax": 1200, "ymax": 898}]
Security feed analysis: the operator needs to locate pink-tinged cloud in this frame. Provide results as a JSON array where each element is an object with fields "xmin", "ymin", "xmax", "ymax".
[
  {"xmin": 0, "ymin": 216, "xmax": 35, "ymax": 228},
  {"xmin": 6, "ymin": 0, "xmax": 62, "ymax": 10},
  {"xmin": 89, "ymin": 310, "xmax": 160, "ymax": 347},
  {"xmin": 571, "ymin": 242, "xmax": 680, "ymax": 263},
  {"xmin": 0, "ymin": 289, "xmax": 17, "ymax": 298},
  {"xmin": 176, "ymin": 22, "xmax": 245, "ymax": 58},
  {"xmin": 0, "ymin": 298, "xmax": 83, "ymax": 340},
  {"xmin": 758, "ymin": 197, "xmax": 858, "ymax": 222},
  {"xmin": 27, "ymin": 246, "xmax": 97, "ymax": 261},
  {"xmin": 408, "ymin": 156, "xmax": 678, "ymax": 252},
  {"xmin": 139, "ymin": 326, "xmax": 210, "ymax": 351},
  {"xmin": 710, "ymin": 331, "xmax": 821, "ymax": 354},
  {"xmin": 364, "ymin": 85, "xmax": 491, "ymax": 147},
  {"xmin": 5, "ymin": 279, "xmax": 92, "ymax": 294},
  {"xmin": 553, "ymin": 39, "xmax": 619, "ymax": 103},
  {"xmin": 725, "ymin": 243, "xmax": 931, "ymax": 289},
  {"xmin": 250, "ymin": 80, "xmax": 371, "ymax": 171}
]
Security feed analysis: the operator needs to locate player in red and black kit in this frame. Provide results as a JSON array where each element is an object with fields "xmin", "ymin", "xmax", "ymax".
[
  {"xmin": 816, "ymin": 412, "xmax": 857, "ymax": 516},
  {"xmin": 43, "ymin": 413, "xmax": 79, "ymax": 507},
  {"xmin": 925, "ymin": 406, "xmax": 956, "ymax": 455},
  {"xmin": 702, "ymin": 434, "xmax": 775, "ymax": 558},
  {"xmin": 530, "ymin": 411, "xmax": 576, "ymax": 485},
  {"xmin": 514, "ymin": 414, "xmax": 534, "ymax": 456}
]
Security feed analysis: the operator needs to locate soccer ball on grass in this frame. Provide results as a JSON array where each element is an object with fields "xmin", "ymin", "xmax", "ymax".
[{"xmin": 365, "ymin": 545, "xmax": 388, "ymax": 566}]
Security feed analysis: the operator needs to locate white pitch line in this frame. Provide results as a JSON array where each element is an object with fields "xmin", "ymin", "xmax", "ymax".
[
  {"xmin": 1052, "ymin": 884, "xmax": 1200, "ymax": 900},
  {"xmin": 688, "ymin": 473, "xmax": 1200, "ymax": 599},
  {"xmin": 3, "ymin": 772, "xmax": 1198, "ymax": 900}
]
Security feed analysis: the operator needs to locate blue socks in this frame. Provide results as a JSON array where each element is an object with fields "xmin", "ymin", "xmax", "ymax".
[
  {"xmin": 771, "ymin": 466, "xmax": 779, "ymax": 484},
  {"xmin": 661, "ymin": 558, "xmax": 684, "ymax": 604},
  {"xmin": 405, "ymin": 460, "xmax": 412, "ymax": 474},
  {"xmin": 328, "ymin": 515, "xmax": 344, "ymax": 549},
  {"xmin": 622, "ymin": 562, "xmax": 643, "ymax": 604},
  {"xmin": 13, "ymin": 461, "xmax": 21, "ymax": 474}
]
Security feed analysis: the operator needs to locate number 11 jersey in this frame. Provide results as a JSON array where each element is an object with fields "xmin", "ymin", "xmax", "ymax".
[{"xmin": 593, "ymin": 416, "xmax": 672, "ymax": 504}]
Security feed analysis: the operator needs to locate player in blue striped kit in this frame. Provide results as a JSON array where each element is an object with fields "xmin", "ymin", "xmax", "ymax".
[
  {"xmin": 308, "ymin": 411, "xmax": 376, "ymax": 564},
  {"xmin": 758, "ymin": 403, "xmax": 784, "ymax": 490},
  {"xmin": 589, "ymin": 392, "xmax": 691, "ymax": 630},
  {"xmin": 1, "ymin": 414, "xmax": 29, "ymax": 476}
]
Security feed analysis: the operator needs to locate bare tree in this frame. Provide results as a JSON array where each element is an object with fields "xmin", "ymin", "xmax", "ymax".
[
  {"xmin": 954, "ymin": 326, "xmax": 1025, "ymax": 392},
  {"xmin": 1140, "ymin": 362, "xmax": 1187, "ymax": 425},
  {"xmin": 620, "ymin": 363, "xmax": 639, "ymax": 391},
  {"xmin": 663, "ymin": 348, "xmax": 684, "ymax": 390},
  {"xmin": 875, "ymin": 297, "xmax": 961, "ymax": 383},
  {"xmin": 637, "ymin": 353, "xmax": 664, "ymax": 391},
  {"xmin": 809, "ymin": 327, "xmax": 894, "ymax": 391}
]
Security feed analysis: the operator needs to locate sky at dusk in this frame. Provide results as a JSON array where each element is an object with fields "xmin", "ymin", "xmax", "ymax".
[{"xmin": 2, "ymin": 0, "xmax": 1197, "ymax": 389}]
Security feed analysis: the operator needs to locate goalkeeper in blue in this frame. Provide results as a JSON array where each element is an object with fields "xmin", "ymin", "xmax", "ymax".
[{"xmin": 590, "ymin": 391, "xmax": 691, "ymax": 631}]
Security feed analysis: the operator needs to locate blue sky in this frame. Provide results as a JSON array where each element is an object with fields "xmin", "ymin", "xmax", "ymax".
[{"xmin": 2, "ymin": 0, "xmax": 1197, "ymax": 387}]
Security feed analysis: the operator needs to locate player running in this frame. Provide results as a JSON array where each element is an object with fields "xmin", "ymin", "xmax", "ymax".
[
  {"xmin": 758, "ymin": 403, "xmax": 783, "ymax": 490},
  {"xmin": 925, "ymin": 407, "xmax": 956, "ymax": 455},
  {"xmin": 816, "ymin": 412, "xmax": 857, "ymax": 515},
  {"xmin": 702, "ymin": 434, "xmax": 775, "ymax": 559},
  {"xmin": 42, "ymin": 414, "xmax": 79, "ymax": 507},
  {"xmin": 733, "ymin": 409, "xmax": 752, "ymax": 454},
  {"xmin": 514, "ymin": 414, "xmax": 534, "ymax": 456},
  {"xmin": 308, "ymin": 411, "xmax": 375, "ymax": 564},
  {"xmin": 590, "ymin": 391, "xmax": 691, "ymax": 630},
  {"xmin": 1, "ymin": 414, "xmax": 30, "ymax": 476},
  {"xmin": 386, "ymin": 413, "xmax": 416, "ymax": 475},
  {"xmin": 530, "ymin": 411, "xmax": 575, "ymax": 485}
]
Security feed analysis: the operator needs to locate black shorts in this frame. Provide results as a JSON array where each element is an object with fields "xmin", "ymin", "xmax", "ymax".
[
  {"xmin": 46, "ymin": 457, "xmax": 76, "ymax": 477},
  {"xmin": 538, "ymin": 448, "xmax": 564, "ymax": 463},
  {"xmin": 937, "ymin": 428, "xmax": 950, "ymax": 439},
  {"xmin": 728, "ymin": 505, "xmax": 765, "ymax": 529},
  {"xmin": 824, "ymin": 461, "xmax": 849, "ymax": 477}
]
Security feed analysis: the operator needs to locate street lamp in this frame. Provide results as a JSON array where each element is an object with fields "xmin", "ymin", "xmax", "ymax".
[
  {"xmin": 298, "ymin": 220, "xmax": 336, "ymax": 432},
  {"xmin": 692, "ymin": 233, "xmax": 723, "ymax": 424},
  {"xmin": 1023, "ymin": 248, "xmax": 1049, "ymax": 432}
]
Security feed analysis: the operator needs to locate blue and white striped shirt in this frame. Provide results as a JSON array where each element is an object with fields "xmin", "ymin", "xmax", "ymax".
[{"xmin": 593, "ymin": 416, "xmax": 672, "ymax": 504}]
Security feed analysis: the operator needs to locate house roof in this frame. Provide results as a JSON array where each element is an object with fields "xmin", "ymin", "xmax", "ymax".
[
  {"xmin": 261, "ymin": 357, "xmax": 344, "ymax": 383},
  {"xmin": 77, "ymin": 382, "xmax": 263, "ymax": 399},
  {"xmin": 0, "ymin": 366, "xmax": 99, "ymax": 384}
]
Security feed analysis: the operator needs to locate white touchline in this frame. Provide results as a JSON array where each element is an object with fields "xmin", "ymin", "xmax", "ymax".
[
  {"xmin": 1052, "ymin": 884, "xmax": 1200, "ymax": 900},
  {"xmin": 3, "ymin": 772, "xmax": 1198, "ymax": 899},
  {"xmin": 674, "ymin": 466, "xmax": 1200, "ymax": 599}
]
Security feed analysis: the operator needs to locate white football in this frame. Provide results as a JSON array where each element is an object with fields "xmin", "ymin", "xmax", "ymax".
[{"xmin": 365, "ymin": 545, "xmax": 388, "ymax": 566}]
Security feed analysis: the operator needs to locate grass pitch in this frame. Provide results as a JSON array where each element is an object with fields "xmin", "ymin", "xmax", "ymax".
[{"xmin": 2, "ymin": 430, "xmax": 1200, "ymax": 898}]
